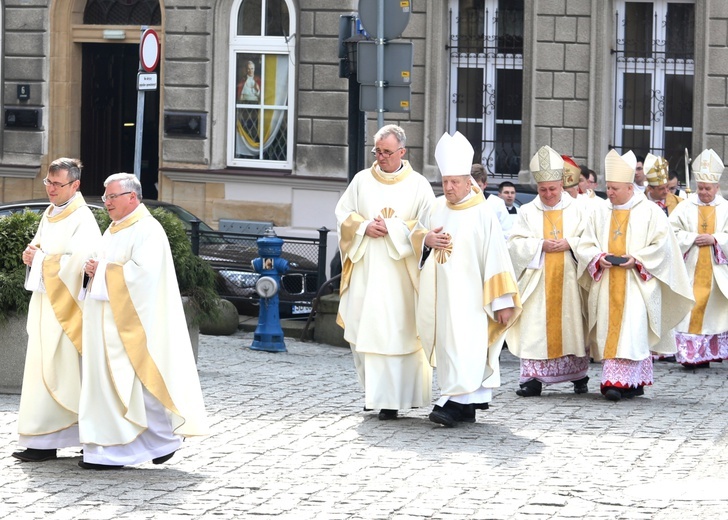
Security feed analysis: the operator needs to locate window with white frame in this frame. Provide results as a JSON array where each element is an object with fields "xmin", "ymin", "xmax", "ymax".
[
  {"xmin": 447, "ymin": 0, "xmax": 524, "ymax": 178},
  {"xmin": 613, "ymin": 0, "xmax": 694, "ymax": 180},
  {"xmin": 228, "ymin": 0, "xmax": 295, "ymax": 168}
]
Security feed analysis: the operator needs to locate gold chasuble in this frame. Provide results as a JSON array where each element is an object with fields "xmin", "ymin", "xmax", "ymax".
[
  {"xmin": 543, "ymin": 210, "xmax": 564, "ymax": 358},
  {"xmin": 605, "ymin": 209, "xmax": 629, "ymax": 359},
  {"xmin": 688, "ymin": 206, "xmax": 716, "ymax": 333}
]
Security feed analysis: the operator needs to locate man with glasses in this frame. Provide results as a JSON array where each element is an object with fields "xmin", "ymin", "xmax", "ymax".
[
  {"xmin": 78, "ymin": 173, "xmax": 207, "ymax": 469},
  {"xmin": 336, "ymin": 125, "xmax": 435, "ymax": 421},
  {"xmin": 12, "ymin": 158, "xmax": 101, "ymax": 463}
]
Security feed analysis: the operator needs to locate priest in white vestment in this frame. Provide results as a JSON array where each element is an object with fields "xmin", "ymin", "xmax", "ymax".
[
  {"xmin": 412, "ymin": 132, "xmax": 521, "ymax": 427},
  {"xmin": 12, "ymin": 158, "xmax": 101, "ymax": 463},
  {"xmin": 335, "ymin": 125, "xmax": 435, "ymax": 421},
  {"xmin": 576, "ymin": 150, "xmax": 693, "ymax": 402},
  {"xmin": 78, "ymin": 173, "xmax": 208, "ymax": 469},
  {"xmin": 507, "ymin": 147, "xmax": 590, "ymax": 397},
  {"xmin": 670, "ymin": 149, "xmax": 728, "ymax": 368}
]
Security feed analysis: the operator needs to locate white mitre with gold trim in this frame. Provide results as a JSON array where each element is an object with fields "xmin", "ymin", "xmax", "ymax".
[
  {"xmin": 692, "ymin": 149, "xmax": 724, "ymax": 184},
  {"xmin": 529, "ymin": 145, "xmax": 563, "ymax": 183},
  {"xmin": 605, "ymin": 149, "xmax": 636, "ymax": 183},
  {"xmin": 435, "ymin": 131, "xmax": 474, "ymax": 177}
]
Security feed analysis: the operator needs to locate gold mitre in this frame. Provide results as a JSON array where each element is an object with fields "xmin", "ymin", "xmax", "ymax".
[
  {"xmin": 529, "ymin": 145, "xmax": 563, "ymax": 183},
  {"xmin": 561, "ymin": 154, "xmax": 580, "ymax": 188},
  {"xmin": 692, "ymin": 149, "xmax": 724, "ymax": 184},
  {"xmin": 644, "ymin": 153, "xmax": 669, "ymax": 186},
  {"xmin": 435, "ymin": 131, "xmax": 474, "ymax": 177},
  {"xmin": 604, "ymin": 149, "xmax": 636, "ymax": 183}
]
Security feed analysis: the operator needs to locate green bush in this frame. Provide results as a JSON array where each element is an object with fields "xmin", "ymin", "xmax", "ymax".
[{"xmin": 0, "ymin": 210, "xmax": 41, "ymax": 321}]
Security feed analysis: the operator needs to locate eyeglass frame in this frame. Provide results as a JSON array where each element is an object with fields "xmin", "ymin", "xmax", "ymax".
[
  {"xmin": 101, "ymin": 191, "xmax": 133, "ymax": 203},
  {"xmin": 370, "ymin": 147, "xmax": 404, "ymax": 158},
  {"xmin": 43, "ymin": 177, "xmax": 77, "ymax": 189}
]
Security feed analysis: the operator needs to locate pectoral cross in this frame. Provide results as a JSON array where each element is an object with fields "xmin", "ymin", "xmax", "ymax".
[
  {"xmin": 702, "ymin": 221, "xmax": 708, "ymax": 232},
  {"xmin": 612, "ymin": 229, "xmax": 623, "ymax": 241},
  {"xmin": 549, "ymin": 228, "xmax": 561, "ymax": 239}
]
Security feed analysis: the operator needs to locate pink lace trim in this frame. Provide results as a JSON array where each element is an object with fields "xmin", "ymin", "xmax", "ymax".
[
  {"xmin": 519, "ymin": 355, "xmax": 590, "ymax": 385},
  {"xmin": 601, "ymin": 358, "xmax": 653, "ymax": 388},
  {"xmin": 715, "ymin": 244, "xmax": 728, "ymax": 265},
  {"xmin": 674, "ymin": 331, "xmax": 728, "ymax": 364}
]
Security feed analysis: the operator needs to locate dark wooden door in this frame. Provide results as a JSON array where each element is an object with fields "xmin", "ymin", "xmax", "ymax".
[{"xmin": 80, "ymin": 43, "xmax": 159, "ymax": 199}]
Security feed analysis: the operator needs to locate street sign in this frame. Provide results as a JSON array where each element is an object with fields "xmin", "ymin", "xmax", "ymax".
[
  {"xmin": 360, "ymin": 85, "xmax": 410, "ymax": 113},
  {"xmin": 140, "ymin": 28, "xmax": 160, "ymax": 72},
  {"xmin": 356, "ymin": 41, "xmax": 413, "ymax": 86},
  {"xmin": 138, "ymin": 72, "xmax": 158, "ymax": 91},
  {"xmin": 358, "ymin": 0, "xmax": 411, "ymax": 39}
]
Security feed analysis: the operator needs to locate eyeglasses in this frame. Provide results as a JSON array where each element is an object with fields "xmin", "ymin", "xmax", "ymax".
[
  {"xmin": 371, "ymin": 147, "xmax": 404, "ymax": 158},
  {"xmin": 101, "ymin": 192, "xmax": 132, "ymax": 202},
  {"xmin": 43, "ymin": 178, "xmax": 76, "ymax": 189}
]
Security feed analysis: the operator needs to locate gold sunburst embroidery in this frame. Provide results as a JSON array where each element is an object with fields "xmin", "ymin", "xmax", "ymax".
[
  {"xmin": 434, "ymin": 233, "xmax": 453, "ymax": 264},
  {"xmin": 380, "ymin": 207, "xmax": 395, "ymax": 218}
]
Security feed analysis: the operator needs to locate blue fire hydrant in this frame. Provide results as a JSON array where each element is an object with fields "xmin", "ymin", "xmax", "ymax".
[{"xmin": 249, "ymin": 229, "xmax": 289, "ymax": 352}]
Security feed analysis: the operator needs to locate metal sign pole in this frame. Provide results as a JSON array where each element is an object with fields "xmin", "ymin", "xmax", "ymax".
[
  {"xmin": 133, "ymin": 26, "xmax": 147, "ymax": 181},
  {"xmin": 376, "ymin": 0, "xmax": 384, "ymax": 129}
]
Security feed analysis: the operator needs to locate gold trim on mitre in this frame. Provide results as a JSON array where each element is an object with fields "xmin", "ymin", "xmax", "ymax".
[
  {"xmin": 644, "ymin": 154, "xmax": 669, "ymax": 186},
  {"xmin": 529, "ymin": 146, "xmax": 563, "ymax": 183},
  {"xmin": 605, "ymin": 149, "xmax": 636, "ymax": 183},
  {"xmin": 561, "ymin": 155, "xmax": 580, "ymax": 188},
  {"xmin": 435, "ymin": 131, "xmax": 474, "ymax": 177},
  {"xmin": 692, "ymin": 149, "xmax": 724, "ymax": 184}
]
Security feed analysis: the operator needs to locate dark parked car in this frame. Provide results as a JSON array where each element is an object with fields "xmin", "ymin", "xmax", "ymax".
[{"xmin": 0, "ymin": 198, "xmax": 320, "ymax": 317}]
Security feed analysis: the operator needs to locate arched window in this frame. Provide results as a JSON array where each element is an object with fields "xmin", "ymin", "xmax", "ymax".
[
  {"xmin": 84, "ymin": 0, "xmax": 161, "ymax": 25},
  {"xmin": 229, "ymin": 0, "xmax": 295, "ymax": 169}
]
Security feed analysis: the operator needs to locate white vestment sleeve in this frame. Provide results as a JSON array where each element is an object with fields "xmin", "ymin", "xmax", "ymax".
[
  {"xmin": 527, "ymin": 240, "xmax": 545, "ymax": 269},
  {"xmin": 24, "ymin": 250, "xmax": 47, "ymax": 293},
  {"xmin": 491, "ymin": 294, "xmax": 514, "ymax": 312},
  {"xmin": 88, "ymin": 259, "xmax": 111, "ymax": 301}
]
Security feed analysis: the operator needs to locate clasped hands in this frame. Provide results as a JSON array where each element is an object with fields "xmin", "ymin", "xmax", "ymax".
[
  {"xmin": 22, "ymin": 245, "xmax": 38, "ymax": 266},
  {"xmin": 84, "ymin": 258, "xmax": 99, "ymax": 278},
  {"xmin": 542, "ymin": 239, "xmax": 570, "ymax": 253},
  {"xmin": 424, "ymin": 227, "xmax": 450, "ymax": 250},
  {"xmin": 365, "ymin": 216, "xmax": 389, "ymax": 238},
  {"xmin": 598, "ymin": 254, "xmax": 636, "ymax": 269},
  {"xmin": 694, "ymin": 234, "xmax": 716, "ymax": 247}
]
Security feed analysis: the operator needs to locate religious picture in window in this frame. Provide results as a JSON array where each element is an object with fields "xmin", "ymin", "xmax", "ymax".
[{"xmin": 234, "ymin": 52, "xmax": 290, "ymax": 161}]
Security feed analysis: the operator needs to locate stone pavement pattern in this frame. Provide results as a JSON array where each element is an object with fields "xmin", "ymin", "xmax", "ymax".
[{"xmin": 2, "ymin": 331, "xmax": 728, "ymax": 519}]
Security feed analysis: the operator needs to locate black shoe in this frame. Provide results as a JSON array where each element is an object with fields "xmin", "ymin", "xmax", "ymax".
[
  {"xmin": 152, "ymin": 451, "xmax": 175, "ymax": 465},
  {"xmin": 429, "ymin": 405, "xmax": 457, "ymax": 427},
  {"xmin": 604, "ymin": 388, "xmax": 622, "ymax": 402},
  {"xmin": 516, "ymin": 379, "xmax": 542, "ymax": 397},
  {"xmin": 77, "ymin": 461, "xmax": 124, "ymax": 470},
  {"xmin": 573, "ymin": 376, "xmax": 589, "ymax": 394},
  {"xmin": 622, "ymin": 385, "xmax": 644, "ymax": 399},
  {"xmin": 682, "ymin": 361, "xmax": 710, "ymax": 369},
  {"xmin": 378, "ymin": 409, "xmax": 398, "ymax": 420},
  {"xmin": 11, "ymin": 448, "xmax": 57, "ymax": 462}
]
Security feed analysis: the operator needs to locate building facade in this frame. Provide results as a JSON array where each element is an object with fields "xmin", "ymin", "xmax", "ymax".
[{"xmin": 0, "ymin": 0, "xmax": 726, "ymax": 241}]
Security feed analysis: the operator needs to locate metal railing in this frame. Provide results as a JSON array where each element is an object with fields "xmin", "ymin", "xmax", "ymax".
[{"xmin": 188, "ymin": 220, "xmax": 329, "ymax": 314}]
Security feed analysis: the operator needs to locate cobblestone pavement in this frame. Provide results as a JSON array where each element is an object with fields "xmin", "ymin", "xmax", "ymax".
[{"xmin": 2, "ymin": 331, "xmax": 728, "ymax": 519}]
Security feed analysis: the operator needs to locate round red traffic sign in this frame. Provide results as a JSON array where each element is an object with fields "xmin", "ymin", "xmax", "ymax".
[{"xmin": 140, "ymin": 29, "xmax": 160, "ymax": 72}]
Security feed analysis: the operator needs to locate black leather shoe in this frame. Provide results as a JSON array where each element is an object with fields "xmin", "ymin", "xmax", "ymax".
[
  {"xmin": 153, "ymin": 451, "xmax": 175, "ymax": 465},
  {"xmin": 682, "ymin": 362, "xmax": 710, "ymax": 369},
  {"xmin": 516, "ymin": 379, "xmax": 542, "ymax": 397},
  {"xmin": 573, "ymin": 376, "xmax": 589, "ymax": 394},
  {"xmin": 78, "ymin": 461, "xmax": 124, "ymax": 470},
  {"xmin": 429, "ymin": 405, "xmax": 456, "ymax": 427},
  {"xmin": 622, "ymin": 385, "xmax": 645, "ymax": 398},
  {"xmin": 378, "ymin": 409, "xmax": 398, "ymax": 420},
  {"xmin": 604, "ymin": 388, "xmax": 622, "ymax": 402},
  {"xmin": 11, "ymin": 448, "xmax": 57, "ymax": 462}
]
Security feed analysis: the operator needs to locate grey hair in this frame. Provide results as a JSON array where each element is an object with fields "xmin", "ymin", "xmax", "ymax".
[
  {"xmin": 374, "ymin": 124, "xmax": 406, "ymax": 148},
  {"xmin": 104, "ymin": 173, "xmax": 143, "ymax": 200},
  {"xmin": 49, "ymin": 157, "xmax": 83, "ymax": 182}
]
